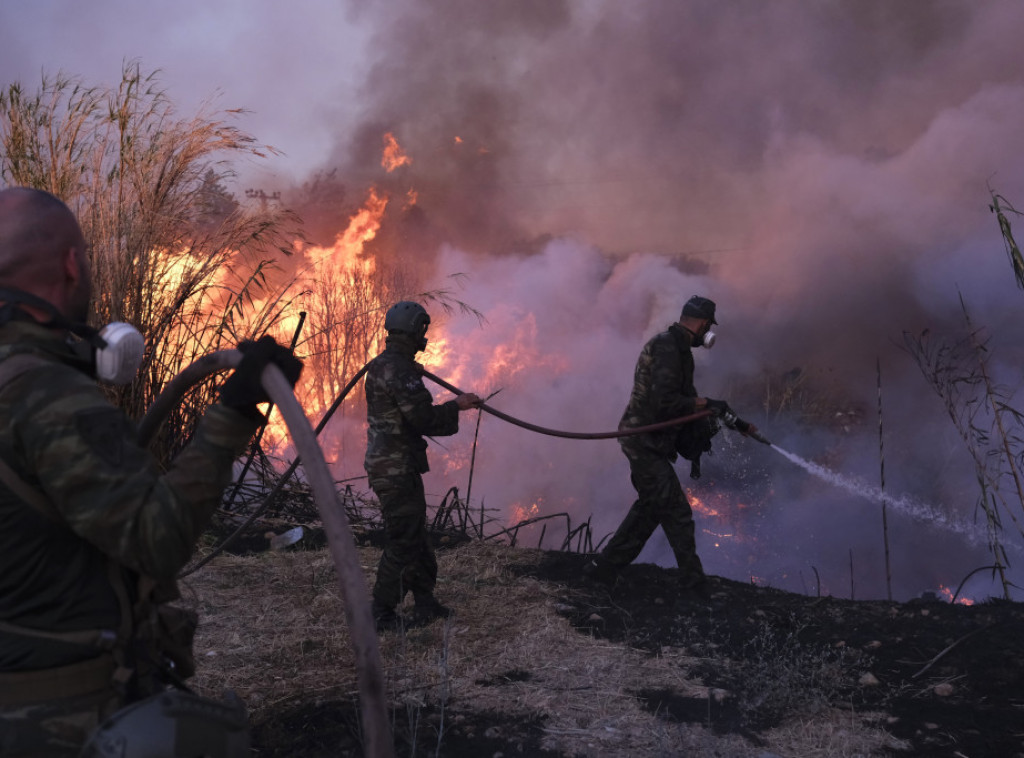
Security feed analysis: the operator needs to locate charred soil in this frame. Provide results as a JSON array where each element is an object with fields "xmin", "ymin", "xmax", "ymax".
[
  {"xmin": 186, "ymin": 540, "xmax": 1024, "ymax": 758},
  {"xmin": 527, "ymin": 552, "xmax": 1024, "ymax": 758}
]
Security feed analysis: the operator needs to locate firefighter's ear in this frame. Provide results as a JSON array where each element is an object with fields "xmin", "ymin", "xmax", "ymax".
[{"xmin": 62, "ymin": 245, "xmax": 80, "ymax": 286}]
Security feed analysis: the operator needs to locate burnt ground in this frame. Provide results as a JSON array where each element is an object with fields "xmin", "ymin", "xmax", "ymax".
[
  {"xmin": 525, "ymin": 553, "xmax": 1024, "ymax": 758},
  {"xmin": 240, "ymin": 543, "xmax": 1024, "ymax": 758}
]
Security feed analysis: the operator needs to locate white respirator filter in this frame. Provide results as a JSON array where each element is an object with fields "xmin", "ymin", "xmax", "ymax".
[
  {"xmin": 701, "ymin": 330, "xmax": 717, "ymax": 349},
  {"xmin": 95, "ymin": 322, "xmax": 145, "ymax": 385}
]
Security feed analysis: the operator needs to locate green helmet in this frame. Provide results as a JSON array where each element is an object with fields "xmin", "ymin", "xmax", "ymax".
[
  {"xmin": 384, "ymin": 301, "xmax": 430, "ymax": 350},
  {"xmin": 384, "ymin": 301, "xmax": 430, "ymax": 335},
  {"xmin": 79, "ymin": 690, "xmax": 250, "ymax": 758}
]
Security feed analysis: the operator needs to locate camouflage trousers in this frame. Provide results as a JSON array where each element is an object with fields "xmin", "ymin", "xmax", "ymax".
[
  {"xmin": 369, "ymin": 473, "xmax": 438, "ymax": 609},
  {"xmin": 0, "ymin": 655, "xmax": 120, "ymax": 757},
  {"xmin": 600, "ymin": 448, "xmax": 706, "ymax": 584}
]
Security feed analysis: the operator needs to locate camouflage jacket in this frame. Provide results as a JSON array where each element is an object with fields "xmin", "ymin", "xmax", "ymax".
[
  {"xmin": 364, "ymin": 334, "xmax": 460, "ymax": 478},
  {"xmin": 0, "ymin": 320, "xmax": 260, "ymax": 672},
  {"xmin": 618, "ymin": 323, "xmax": 699, "ymax": 459}
]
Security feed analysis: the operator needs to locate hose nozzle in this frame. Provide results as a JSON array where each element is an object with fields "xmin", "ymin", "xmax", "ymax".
[{"xmin": 721, "ymin": 410, "xmax": 772, "ymax": 446}]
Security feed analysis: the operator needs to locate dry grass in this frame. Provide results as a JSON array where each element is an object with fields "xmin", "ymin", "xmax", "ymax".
[{"xmin": 181, "ymin": 540, "xmax": 904, "ymax": 757}]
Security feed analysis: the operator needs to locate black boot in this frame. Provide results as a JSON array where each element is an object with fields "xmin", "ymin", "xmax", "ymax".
[
  {"xmin": 679, "ymin": 576, "xmax": 713, "ymax": 605},
  {"xmin": 411, "ymin": 593, "xmax": 452, "ymax": 625},
  {"xmin": 372, "ymin": 600, "xmax": 401, "ymax": 632},
  {"xmin": 582, "ymin": 557, "xmax": 618, "ymax": 586}
]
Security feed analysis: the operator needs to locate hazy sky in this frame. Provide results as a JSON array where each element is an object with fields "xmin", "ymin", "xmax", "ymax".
[{"xmin": 0, "ymin": 0, "xmax": 369, "ymax": 182}]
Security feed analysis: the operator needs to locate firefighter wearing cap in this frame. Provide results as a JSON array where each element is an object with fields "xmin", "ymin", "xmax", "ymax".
[
  {"xmin": 584, "ymin": 295, "xmax": 732, "ymax": 599},
  {"xmin": 364, "ymin": 301, "xmax": 481, "ymax": 631}
]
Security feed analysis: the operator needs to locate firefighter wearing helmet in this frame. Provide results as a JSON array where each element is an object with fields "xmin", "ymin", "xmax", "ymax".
[{"xmin": 363, "ymin": 301, "xmax": 481, "ymax": 630}]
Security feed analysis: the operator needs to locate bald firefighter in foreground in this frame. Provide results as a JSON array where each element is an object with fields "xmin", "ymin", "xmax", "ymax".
[
  {"xmin": 364, "ymin": 301, "xmax": 481, "ymax": 631},
  {"xmin": 0, "ymin": 187, "xmax": 300, "ymax": 756}
]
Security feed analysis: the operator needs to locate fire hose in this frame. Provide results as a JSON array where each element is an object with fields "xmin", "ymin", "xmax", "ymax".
[
  {"xmin": 139, "ymin": 353, "xmax": 770, "ymax": 758},
  {"xmin": 159, "ymin": 360, "xmax": 768, "ymax": 579},
  {"xmin": 138, "ymin": 351, "xmax": 393, "ymax": 758},
  {"xmin": 418, "ymin": 367, "xmax": 771, "ymax": 444},
  {"xmin": 148, "ymin": 357, "xmax": 770, "ymax": 579}
]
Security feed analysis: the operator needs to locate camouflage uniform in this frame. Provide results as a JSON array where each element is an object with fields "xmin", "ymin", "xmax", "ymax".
[
  {"xmin": 598, "ymin": 323, "xmax": 706, "ymax": 585},
  {"xmin": 364, "ymin": 334, "xmax": 460, "ymax": 610},
  {"xmin": 0, "ymin": 320, "xmax": 260, "ymax": 756}
]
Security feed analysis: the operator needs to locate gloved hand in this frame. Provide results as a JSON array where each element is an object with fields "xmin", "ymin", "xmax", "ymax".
[
  {"xmin": 219, "ymin": 336, "xmax": 303, "ymax": 419},
  {"xmin": 455, "ymin": 392, "xmax": 482, "ymax": 411},
  {"xmin": 704, "ymin": 398, "xmax": 731, "ymax": 417}
]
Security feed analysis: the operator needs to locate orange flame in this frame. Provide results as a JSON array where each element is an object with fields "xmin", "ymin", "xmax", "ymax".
[
  {"xmin": 381, "ymin": 132, "xmax": 411, "ymax": 172},
  {"xmin": 938, "ymin": 585, "xmax": 974, "ymax": 606},
  {"xmin": 689, "ymin": 493, "xmax": 723, "ymax": 518},
  {"xmin": 259, "ymin": 186, "xmax": 391, "ymax": 456},
  {"xmin": 509, "ymin": 499, "xmax": 542, "ymax": 525}
]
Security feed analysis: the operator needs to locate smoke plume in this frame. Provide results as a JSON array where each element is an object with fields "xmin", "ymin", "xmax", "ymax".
[
  {"xmin": 298, "ymin": 1, "xmax": 1024, "ymax": 601},
  {"xmin": 7, "ymin": 0, "xmax": 1024, "ymax": 599}
]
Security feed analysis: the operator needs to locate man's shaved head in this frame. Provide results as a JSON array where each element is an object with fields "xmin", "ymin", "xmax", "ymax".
[{"xmin": 0, "ymin": 187, "xmax": 91, "ymax": 321}]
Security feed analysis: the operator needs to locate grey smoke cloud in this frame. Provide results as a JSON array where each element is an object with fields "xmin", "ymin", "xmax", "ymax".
[
  {"xmin": 330, "ymin": 1, "xmax": 1024, "ymax": 599},
  {"xmin": 4, "ymin": 1, "xmax": 1024, "ymax": 599},
  {"xmin": 336, "ymin": 1, "xmax": 1024, "ymax": 255}
]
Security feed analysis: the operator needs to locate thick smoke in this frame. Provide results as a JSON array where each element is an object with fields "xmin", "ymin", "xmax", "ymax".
[
  {"xmin": 307, "ymin": 0, "xmax": 1024, "ymax": 601},
  {"xmin": 7, "ymin": 0, "xmax": 1024, "ymax": 600}
]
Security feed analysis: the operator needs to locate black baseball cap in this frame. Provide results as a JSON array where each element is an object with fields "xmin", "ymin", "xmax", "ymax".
[{"xmin": 681, "ymin": 295, "xmax": 717, "ymax": 324}]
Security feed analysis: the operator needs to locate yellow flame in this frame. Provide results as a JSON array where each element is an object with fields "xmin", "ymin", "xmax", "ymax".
[{"xmin": 250, "ymin": 186, "xmax": 393, "ymax": 457}]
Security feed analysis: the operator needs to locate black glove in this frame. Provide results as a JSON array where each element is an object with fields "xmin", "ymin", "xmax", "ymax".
[
  {"xmin": 704, "ymin": 398, "xmax": 731, "ymax": 417},
  {"xmin": 219, "ymin": 336, "xmax": 303, "ymax": 419}
]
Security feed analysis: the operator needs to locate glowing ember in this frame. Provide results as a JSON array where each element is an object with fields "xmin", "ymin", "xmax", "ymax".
[
  {"xmin": 938, "ymin": 585, "xmax": 974, "ymax": 606},
  {"xmin": 689, "ymin": 493, "xmax": 722, "ymax": 518},
  {"xmin": 509, "ymin": 500, "xmax": 542, "ymax": 525}
]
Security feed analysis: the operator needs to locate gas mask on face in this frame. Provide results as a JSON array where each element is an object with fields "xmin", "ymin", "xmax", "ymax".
[
  {"xmin": 685, "ymin": 322, "xmax": 717, "ymax": 349},
  {"xmin": 0, "ymin": 288, "xmax": 145, "ymax": 385},
  {"xmin": 693, "ymin": 325, "xmax": 716, "ymax": 349}
]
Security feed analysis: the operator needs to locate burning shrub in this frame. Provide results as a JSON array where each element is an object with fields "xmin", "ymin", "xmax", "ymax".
[{"xmin": 0, "ymin": 62, "xmax": 299, "ymax": 463}]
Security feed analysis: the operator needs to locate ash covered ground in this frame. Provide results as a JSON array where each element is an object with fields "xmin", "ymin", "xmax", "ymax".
[{"xmin": 190, "ymin": 538, "xmax": 1024, "ymax": 758}]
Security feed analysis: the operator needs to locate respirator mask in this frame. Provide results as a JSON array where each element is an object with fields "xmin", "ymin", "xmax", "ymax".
[
  {"xmin": 91, "ymin": 321, "xmax": 146, "ymax": 384},
  {"xmin": 680, "ymin": 296, "xmax": 718, "ymax": 350},
  {"xmin": 692, "ymin": 325, "xmax": 716, "ymax": 349},
  {"xmin": 684, "ymin": 322, "xmax": 716, "ymax": 349},
  {"xmin": 0, "ymin": 288, "xmax": 145, "ymax": 385}
]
